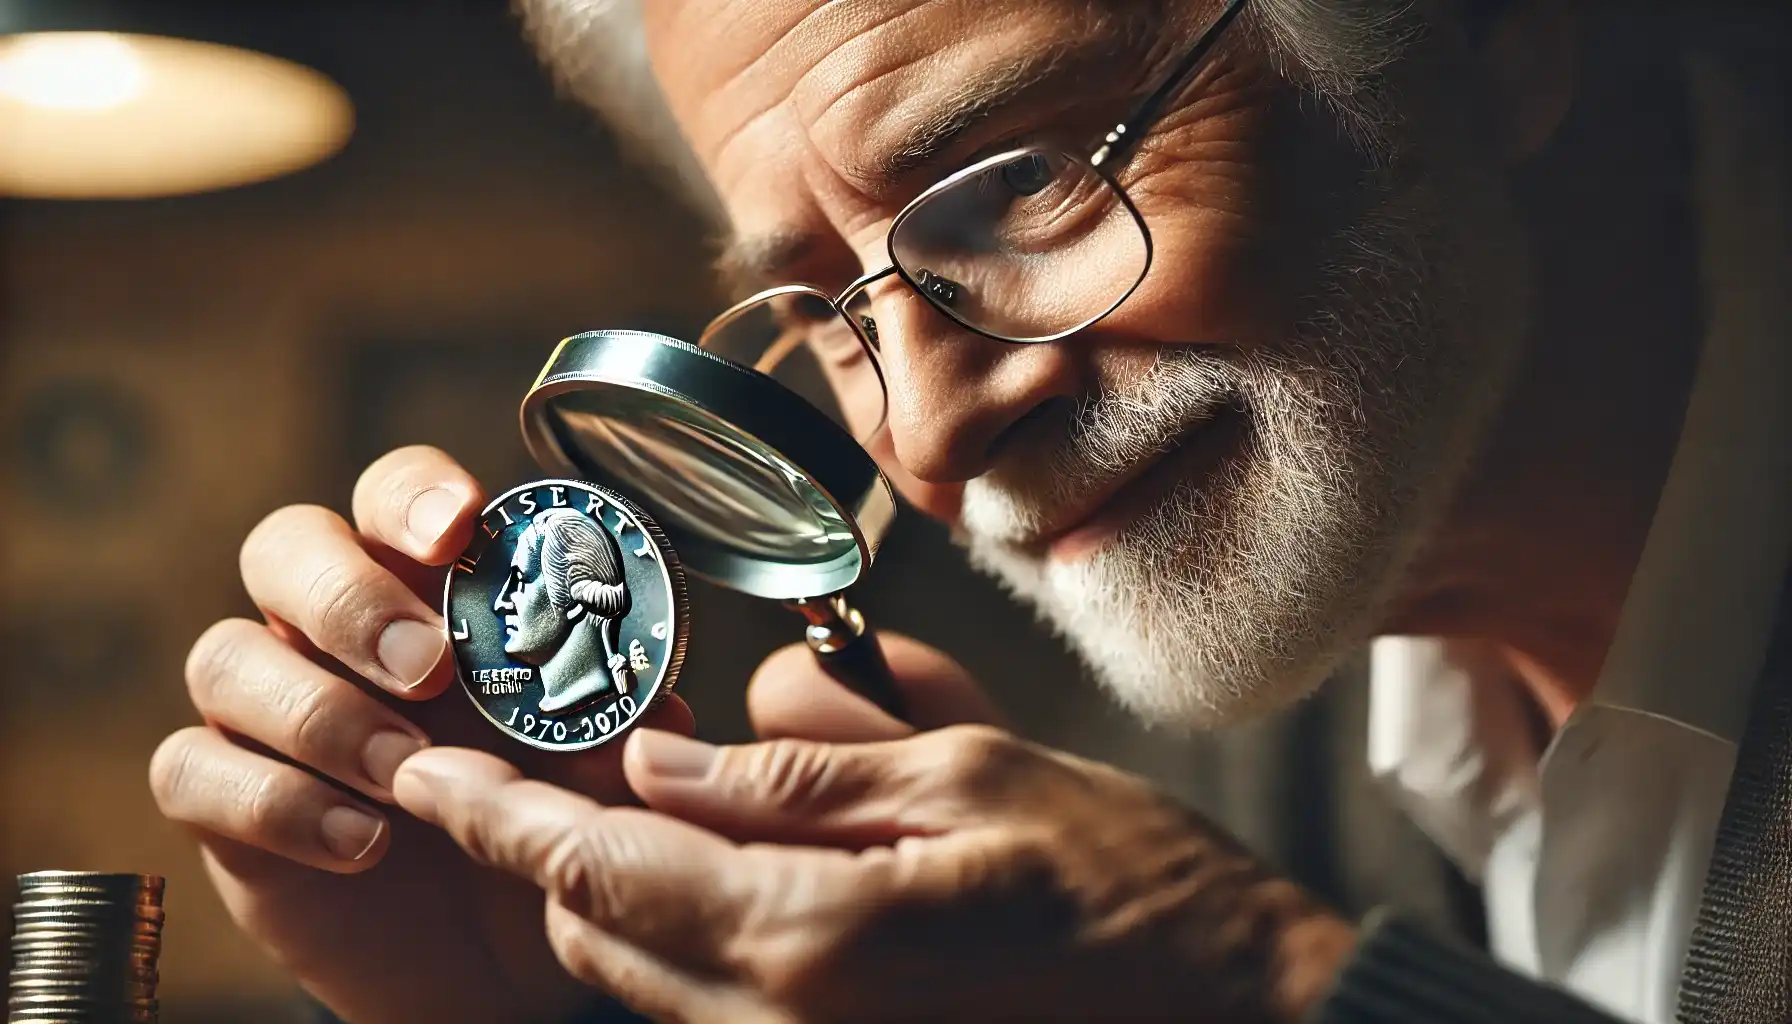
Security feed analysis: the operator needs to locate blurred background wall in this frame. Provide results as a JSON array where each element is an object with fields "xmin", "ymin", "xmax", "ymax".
[{"xmin": 0, "ymin": 1, "xmax": 1452, "ymax": 1019}]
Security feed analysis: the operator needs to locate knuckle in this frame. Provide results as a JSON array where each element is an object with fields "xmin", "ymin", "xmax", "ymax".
[
  {"xmin": 184, "ymin": 618, "xmax": 261, "ymax": 706},
  {"xmin": 451, "ymin": 780, "xmax": 537, "ymax": 860},
  {"xmin": 240, "ymin": 769, "xmax": 293, "ymax": 839},
  {"xmin": 730, "ymin": 740, "xmax": 840, "ymax": 813},
  {"xmin": 460, "ymin": 787, "xmax": 628, "ymax": 930},
  {"xmin": 304, "ymin": 559, "xmax": 379, "ymax": 649},
  {"xmin": 541, "ymin": 819, "xmax": 636, "ymax": 928},
  {"xmin": 240, "ymin": 503, "xmax": 330, "ymax": 574},
  {"xmin": 372, "ymin": 444, "xmax": 447, "ymax": 476},
  {"xmin": 934, "ymin": 724, "xmax": 1029, "ymax": 798},
  {"xmin": 357, "ymin": 449, "xmax": 412, "ymax": 502},
  {"xmin": 992, "ymin": 831, "xmax": 1062, "ymax": 895},
  {"xmin": 356, "ymin": 445, "xmax": 450, "ymax": 506},
  {"xmin": 540, "ymin": 827, "xmax": 610, "ymax": 914},
  {"xmin": 147, "ymin": 729, "xmax": 206, "ymax": 808},
  {"xmin": 446, "ymin": 788, "xmax": 503, "ymax": 863},
  {"xmin": 280, "ymin": 684, "xmax": 337, "ymax": 761}
]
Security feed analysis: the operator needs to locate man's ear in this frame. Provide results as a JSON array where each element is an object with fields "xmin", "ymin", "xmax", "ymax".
[{"xmin": 1475, "ymin": 0, "xmax": 1582, "ymax": 163}]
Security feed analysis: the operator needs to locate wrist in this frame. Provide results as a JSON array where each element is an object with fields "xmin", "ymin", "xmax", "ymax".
[
  {"xmin": 1273, "ymin": 911, "xmax": 1358, "ymax": 1022},
  {"xmin": 565, "ymin": 994, "xmax": 653, "ymax": 1024},
  {"xmin": 1154, "ymin": 864, "xmax": 1357, "ymax": 1024}
]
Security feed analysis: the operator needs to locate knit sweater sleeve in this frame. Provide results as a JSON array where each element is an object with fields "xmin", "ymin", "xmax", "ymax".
[{"xmin": 1311, "ymin": 910, "xmax": 1632, "ymax": 1024}]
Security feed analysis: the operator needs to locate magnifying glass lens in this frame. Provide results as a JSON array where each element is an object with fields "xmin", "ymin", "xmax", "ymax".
[
  {"xmin": 518, "ymin": 328, "xmax": 908, "ymax": 736},
  {"xmin": 699, "ymin": 290, "xmax": 887, "ymax": 445}
]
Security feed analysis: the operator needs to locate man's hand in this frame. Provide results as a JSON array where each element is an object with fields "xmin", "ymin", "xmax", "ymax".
[
  {"xmin": 393, "ymin": 654, "xmax": 1356, "ymax": 1023},
  {"xmin": 148, "ymin": 445, "xmax": 695, "ymax": 1024}
]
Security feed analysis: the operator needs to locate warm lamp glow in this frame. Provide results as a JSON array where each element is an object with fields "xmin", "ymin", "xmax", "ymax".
[
  {"xmin": 0, "ymin": 33, "xmax": 145, "ymax": 110},
  {"xmin": 0, "ymin": 32, "xmax": 353, "ymax": 198}
]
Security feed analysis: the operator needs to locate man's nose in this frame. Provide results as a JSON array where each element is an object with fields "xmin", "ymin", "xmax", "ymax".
[{"xmin": 873, "ymin": 293, "xmax": 1081, "ymax": 483}]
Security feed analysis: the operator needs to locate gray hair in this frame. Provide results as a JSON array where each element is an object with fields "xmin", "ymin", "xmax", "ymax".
[
  {"xmin": 514, "ymin": 0, "xmax": 725, "ymax": 222},
  {"xmin": 513, "ymin": 0, "xmax": 1424, "ymax": 216},
  {"xmin": 519, "ymin": 508, "xmax": 631, "ymax": 619}
]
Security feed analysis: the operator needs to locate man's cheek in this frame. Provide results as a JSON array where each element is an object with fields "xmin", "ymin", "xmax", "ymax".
[{"xmin": 1115, "ymin": 200, "xmax": 1279, "ymax": 350}]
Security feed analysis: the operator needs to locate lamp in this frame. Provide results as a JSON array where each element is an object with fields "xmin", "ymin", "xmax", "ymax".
[{"xmin": 0, "ymin": 1, "xmax": 353, "ymax": 199}]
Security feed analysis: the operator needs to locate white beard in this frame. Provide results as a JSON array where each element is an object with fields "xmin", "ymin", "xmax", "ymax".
[{"xmin": 957, "ymin": 163, "xmax": 1526, "ymax": 731}]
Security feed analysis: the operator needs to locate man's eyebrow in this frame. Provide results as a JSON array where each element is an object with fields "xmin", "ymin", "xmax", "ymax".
[
  {"xmin": 867, "ymin": 48, "xmax": 1074, "ymax": 188},
  {"xmin": 715, "ymin": 229, "xmax": 819, "ymax": 298},
  {"xmin": 854, "ymin": 12, "xmax": 1161, "ymax": 197}
]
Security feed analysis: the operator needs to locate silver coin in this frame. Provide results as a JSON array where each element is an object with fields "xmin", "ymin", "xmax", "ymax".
[
  {"xmin": 444, "ymin": 480, "xmax": 689, "ymax": 752},
  {"xmin": 15, "ymin": 873, "xmax": 162, "ymax": 900}
]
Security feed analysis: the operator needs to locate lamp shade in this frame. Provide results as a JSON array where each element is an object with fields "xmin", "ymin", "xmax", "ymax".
[{"xmin": 0, "ymin": 2, "xmax": 353, "ymax": 198}]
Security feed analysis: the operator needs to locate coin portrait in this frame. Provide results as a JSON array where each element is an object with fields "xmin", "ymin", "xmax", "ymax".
[{"xmin": 446, "ymin": 480, "xmax": 688, "ymax": 751}]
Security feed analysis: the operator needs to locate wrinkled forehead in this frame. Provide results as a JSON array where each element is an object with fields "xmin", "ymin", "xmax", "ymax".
[{"xmin": 643, "ymin": 0, "xmax": 1146, "ymax": 233}]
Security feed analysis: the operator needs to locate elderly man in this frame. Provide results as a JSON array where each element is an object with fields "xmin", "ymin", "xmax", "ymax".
[{"xmin": 149, "ymin": 1, "xmax": 1790, "ymax": 1022}]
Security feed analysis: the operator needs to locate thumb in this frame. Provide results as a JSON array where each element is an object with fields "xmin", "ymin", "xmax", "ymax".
[
  {"xmin": 748, "ymin": 631, "xmax": 1005, "ymax": 744},
  {"xmin": 623, "ymin": 725, "xmax": 988, "ymax": 847}
]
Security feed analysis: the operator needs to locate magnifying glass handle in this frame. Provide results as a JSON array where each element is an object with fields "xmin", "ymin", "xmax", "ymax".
[{"xmin": 787, "ymin": 595, "xmax": 908, "ymax": 723}]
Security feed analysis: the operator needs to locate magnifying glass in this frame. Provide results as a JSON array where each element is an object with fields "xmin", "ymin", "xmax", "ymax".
[{"xmin": 518, "ymin": 285, "xmax": 907, "ymax": 720}]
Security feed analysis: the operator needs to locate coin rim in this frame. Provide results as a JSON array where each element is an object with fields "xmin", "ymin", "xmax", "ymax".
[{"xmin": 443, "ymin": 478, "xmax": 690, "ymax": 752}]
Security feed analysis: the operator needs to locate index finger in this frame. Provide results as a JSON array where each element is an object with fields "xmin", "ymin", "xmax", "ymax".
[{"xmin": 351, "ymin": 445, "xmax": 484, "ymax": 565}]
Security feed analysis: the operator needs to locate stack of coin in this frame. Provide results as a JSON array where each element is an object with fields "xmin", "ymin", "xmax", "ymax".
[{"xmin": 8, "ymin": 872, "xmax": 164, "ymax": 1023}]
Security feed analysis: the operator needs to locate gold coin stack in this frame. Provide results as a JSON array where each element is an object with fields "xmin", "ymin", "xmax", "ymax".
[{"xmin": 8, "ymin": 872, "xmax": 164, "ymax": 1024}]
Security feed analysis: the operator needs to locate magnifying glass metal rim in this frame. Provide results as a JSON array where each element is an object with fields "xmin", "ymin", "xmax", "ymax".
[{"xmin": 518, "ymin": 329, "xmax": 898, "ymax": 604}]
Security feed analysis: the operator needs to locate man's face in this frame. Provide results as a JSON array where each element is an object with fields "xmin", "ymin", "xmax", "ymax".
[
  {"xmin": 638, "ymin": 0, "xmax": 1528, "ymax": 727},
  {"xmin": 495, "ymin": 533, "xmax": 566, "ymax": 662}
]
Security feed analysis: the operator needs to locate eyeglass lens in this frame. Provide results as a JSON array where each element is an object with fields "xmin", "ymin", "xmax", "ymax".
[
  {"xmin": 700, "ymin": 147, "xmax": 1149, "ymax": 454},
  {"xmin": 890, "ymin": 146, "xmax": 1149, "ymax": 342}
]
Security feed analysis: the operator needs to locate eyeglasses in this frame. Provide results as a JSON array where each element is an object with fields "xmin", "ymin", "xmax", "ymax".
[{"xmin": 699, "ymin": 0, "xmax": 1250, "ymax": 444}]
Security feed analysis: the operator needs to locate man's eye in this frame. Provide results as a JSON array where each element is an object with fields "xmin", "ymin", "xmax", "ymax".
[
  {"xmin": 999, "ymin": 153, "xmax": 1055, "ymax": 196},
  {"xmin": 787, "ymin": 292, "xmax": 836, "ymax": 321},
  {"xmin": 808, "ymin": 318, "xmax": 866, "ymax": 360}
]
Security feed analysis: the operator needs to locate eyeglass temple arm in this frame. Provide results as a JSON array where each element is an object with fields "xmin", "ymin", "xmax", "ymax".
[{"xmin": 1090, "ymin": 0, "xmax": 1249, "ymax": 169}]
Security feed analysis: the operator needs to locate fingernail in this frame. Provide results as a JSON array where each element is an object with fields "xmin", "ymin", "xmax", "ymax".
[
  {"xmin": 378, "ymin": 619, "xmax": 445, "ymax": 690},
  {"xmin": 320, "ymin": 806, "xmax": 385, "ymax": 862},
  {"xmin": 406, "ymin": 487, "xmax": 464, "ymax": 549},
  {"xmin": 633, "ymin": 730, "xmax": 717, "ymax": 780},
  {"xmin": 362, "ymin": 731, "xmax": 427, "ymax": 794}
]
